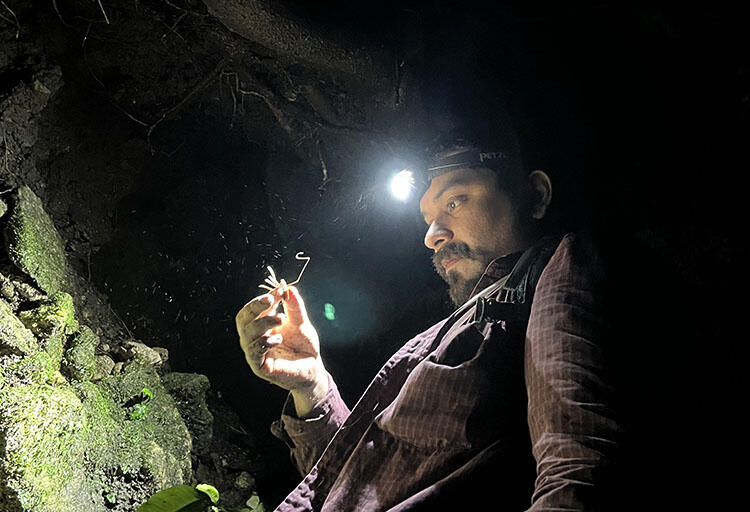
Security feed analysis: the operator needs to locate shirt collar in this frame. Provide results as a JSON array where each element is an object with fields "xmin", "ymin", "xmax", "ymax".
[{"xmin": 470, "ymin": 250, "xmax": 524, "ymax": 295}]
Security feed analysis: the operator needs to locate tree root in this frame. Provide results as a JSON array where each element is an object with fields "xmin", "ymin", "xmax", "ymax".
[
  {"xmin": 1, "ymin": 0, "xmax": 20, "ymax": 38},
  {"xmin": 95, "ymin": 0, "xmax": 110, "ymax": 24},
  {"xmin": 146, "ymin": 58, "xmax": 228, "ymax": 152}
]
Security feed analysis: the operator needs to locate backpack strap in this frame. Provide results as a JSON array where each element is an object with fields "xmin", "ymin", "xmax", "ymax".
[
  {"xmin": 474, "ymin": 234, "xmax": 564, "ymax": 326},
  {"xmin": 506, "ymin": 234, "xmax": 564, "ymax": 305}
]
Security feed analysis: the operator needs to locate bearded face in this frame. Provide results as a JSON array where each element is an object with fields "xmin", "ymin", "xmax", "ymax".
[
  {"xmin": 432, "ymin": 241, "xmax": 498, "ymax": 307},
  {"xmin": 419, "ymin": 167, "xmax": 535, "ymax": 308}
]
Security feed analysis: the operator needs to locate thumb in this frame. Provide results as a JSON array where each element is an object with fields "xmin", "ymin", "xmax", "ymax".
[{"xmin": 283, "ymin": 286, "xmax": 309, "ymax": 325}]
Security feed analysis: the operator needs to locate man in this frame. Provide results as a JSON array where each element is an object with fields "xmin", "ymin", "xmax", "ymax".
[{"xmin": 235, "ymin": 136, "xmax": 696, "ymax": 510}]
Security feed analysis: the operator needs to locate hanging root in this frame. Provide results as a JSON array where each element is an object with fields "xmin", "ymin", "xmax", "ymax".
[
  {"xmin": 96, "ymin": 0, "xmax": 110, "ymax": 24},
  {"xmin": 1, "ymin": 0, "xmax": 20, "ymax": 39},
  {"xmin": 146, "ymin": 58, "xmax": 228, "ymax": 152}
]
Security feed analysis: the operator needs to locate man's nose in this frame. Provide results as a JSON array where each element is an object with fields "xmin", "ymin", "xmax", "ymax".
[{"xmin": 424, "ymin": 221, "xmax": 453, "ymax": 251}]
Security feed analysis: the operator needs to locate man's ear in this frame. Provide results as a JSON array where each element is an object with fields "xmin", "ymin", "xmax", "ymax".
[{"xmin": 527, "ymin": 170, "xmax": 552, "ymax": 219}]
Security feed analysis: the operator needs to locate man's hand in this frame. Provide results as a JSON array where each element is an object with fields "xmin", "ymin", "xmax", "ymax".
[{"xmin": 235, "ymin": 286, "xmax": 328, "ymax": 417}]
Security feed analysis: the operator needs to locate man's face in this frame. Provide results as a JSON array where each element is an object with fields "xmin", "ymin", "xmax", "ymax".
[{"xmin": 419, "ymin": 167, "xmax": 531, "ymax": 306}]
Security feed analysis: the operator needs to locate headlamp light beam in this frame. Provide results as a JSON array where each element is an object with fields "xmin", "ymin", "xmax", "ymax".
[{"xmin": 390, "ymin": 169, "xmax": 415, "ymax": 201}]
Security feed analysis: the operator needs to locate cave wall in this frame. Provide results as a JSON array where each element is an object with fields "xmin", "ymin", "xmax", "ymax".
[{"xmin": 0, "ymin": 185, "xmax": 194, "ymax": 511}]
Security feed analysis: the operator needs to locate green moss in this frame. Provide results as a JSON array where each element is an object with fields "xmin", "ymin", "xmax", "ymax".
[
  {"xmin": 0, "ymin": 299, "xmax": 37, "ymax": 356},
  {"xmin": 2, "ymin": 351, "xmax": 65, "ymax": 386},
  {"xmin": 75, "ymin": 375, "xmax": 192, "ymax": 485},
  {"xmin": 0, "ymin": 190, "xmax": 195, "ymax": 511},
  {"xmin": 18, "ymin": 292, "xmax": 79, "ymax": 336},
  {"xmin": 0, "ymin": 384, "xmax": 102, "ymax": 511},
  {"xmin": 62, "ymin": 325, "xmax": 98, "ymax": 382},
  {"xmin": 18, "ymin": 292, "xmax": 79, "ymax": 367},
  {"xmin": 3, "ymin": 186, "xmax": 68, "ymax": 295},
  {"xmin": 43, "ymin": 332, "xmax": 65, "ymax": 368},
  {"xmin": 0, "ymin": 373, "xmax": 193, "ymax": 511},
  {"xmin": 97, "ymin": 362, "xmax": 192, "ymax": 483}
]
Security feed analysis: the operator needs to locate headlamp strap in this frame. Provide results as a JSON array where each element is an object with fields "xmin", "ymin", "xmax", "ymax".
[{"xmin": 426, "ymin": 146, "xmax": 507, "ymax": 181}]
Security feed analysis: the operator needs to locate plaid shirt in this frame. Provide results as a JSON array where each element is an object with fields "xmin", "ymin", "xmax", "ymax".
[{"xmin": 270, "ymin": 233, "xmax": 638, "ymax": 511}]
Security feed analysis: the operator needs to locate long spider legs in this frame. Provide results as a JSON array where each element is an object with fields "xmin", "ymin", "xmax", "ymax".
[
  {"xmin": 258, "ymin": 266, "xmax": 280, "ymax": 292},
  {"xmin": 286, "ymin": 252, "xmax": 310, "ymax": 286},
  {"xmin": 267, "ymin": 266, "xmax": 278, "ymax": 284},
  {"xmin": 257, "ymin": 253, "xmax": 311, "ymax": 295}
]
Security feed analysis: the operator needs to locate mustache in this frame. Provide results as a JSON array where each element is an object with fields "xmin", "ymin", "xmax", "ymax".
[{"xmin": 432, "ymin": 242, "xmax": 473, "ymax": 277}]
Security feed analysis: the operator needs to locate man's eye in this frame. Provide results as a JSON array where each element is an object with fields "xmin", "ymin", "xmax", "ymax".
[{"xmin": 447, "ymin": 198, "xmax": 463, "ymax": 211}]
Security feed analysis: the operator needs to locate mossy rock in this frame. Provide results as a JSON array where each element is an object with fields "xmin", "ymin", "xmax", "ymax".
[
  {"xmin": 62, "ymin": 325, "xmax": 98, "ymax": 382},
  {"xmin": 3, "ymin": 186, "xmax": 68, "ymax": 295},
  {"xmin": 18, "ymin": 292, "xmax": 79, "ymax": 367},
  {"xmin": 92, "ymin": 354, "xmax": 115, "ymax": 382},
  {"xmin": 0, "ymin": 369, "xmax": 193, "ymax": 511},
  {"xmin": 0, "ymin": 384, "xmax": 103, "ymax": 512},
  {"xmin": 18, "ymin": 292, "xmax": 78, "ymax": 336},
  {"xmin": 97, "ymin": 362, "xmax": 193, "ymax": 484},
  {"xmin": 162, "ymin": 372, "xmax": 214, "ymax": 455},
  {"xmin": 0, "ymin": 299, "xmax": 37, "ymax": 356},
  {"xmin": 75, "ymin": 377, "xmax": 192, "ymax": 510},
  {"xmin": 0, "ymin": 351, "xmax": 66, "ymax": 387}
]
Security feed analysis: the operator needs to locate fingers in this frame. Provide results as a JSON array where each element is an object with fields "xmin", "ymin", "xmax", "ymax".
[
  {"xmin": 239, "ymin": 314, "xmax": 284, "ymax": 367},
  {"xmin": 238, "ymin": 315, "xmax": 283, "ymax": 347},
  {"xmin": 236, "ymin": 291, "xmax": 282, "ymax": 327},
  {"xmin": 243, "ymin": 329, "xmax": 282, "ymax": 356},
  {"xmin": 282, "ymin": 286, "xmax": 309, "ymax": 325}
]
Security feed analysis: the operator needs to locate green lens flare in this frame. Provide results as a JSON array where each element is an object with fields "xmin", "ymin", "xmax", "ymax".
[{"xmin": 323, "ymin": 303, "xmax": 336, "ymax": 321}]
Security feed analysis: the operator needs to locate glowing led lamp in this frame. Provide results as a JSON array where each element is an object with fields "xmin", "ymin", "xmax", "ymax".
[{"xmin": 390, "ymin": 169, "xmax": 415, "ymax": 201}]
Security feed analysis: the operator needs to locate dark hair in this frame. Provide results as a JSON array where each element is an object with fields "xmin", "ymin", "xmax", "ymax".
[{"xmin": 421, "ymin": 98, "xmax": 528, "ymax": 205}]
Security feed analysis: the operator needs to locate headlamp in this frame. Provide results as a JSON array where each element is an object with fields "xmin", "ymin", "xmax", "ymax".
[
  {"xmin": 386, "ymin": 143, "xmax": 510, "ymax": 201},
  {"xmin": 389, "ymin": 169, "xmax": 416, "ymax": 201},
  {"xmin": 426, "ymin": 145, "xmax": 508, "ymax": 181}
]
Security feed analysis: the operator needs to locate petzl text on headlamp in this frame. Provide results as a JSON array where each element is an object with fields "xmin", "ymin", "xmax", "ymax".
[{"xmin": 426, "ymin": 145, "xmax": 508, "ymax": 182}]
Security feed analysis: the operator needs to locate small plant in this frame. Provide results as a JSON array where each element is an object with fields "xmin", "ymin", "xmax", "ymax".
[
  {"xmin": 137, "ymin": 483, "xmax": 265, "ymax": 512},
  {"xmin": 130, "ymin": 402, "xmax": 149, "ymax": 420},
  {"xmin": 129, "ymin": 387, "xmax": 153, "ymax": 421},
  {"xmin": 103, "ymin": 485, "xmax": 117, "ymax": 505}
]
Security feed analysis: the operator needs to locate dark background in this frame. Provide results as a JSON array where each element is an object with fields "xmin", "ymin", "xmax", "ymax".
[{"xmin": 1, "ymin": 0, "xmax": 747, "ymax": 507}]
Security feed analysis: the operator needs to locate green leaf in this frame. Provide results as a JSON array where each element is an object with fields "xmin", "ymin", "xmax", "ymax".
[
  {"xmin": 244, "ymin": 494, "xmax": 265, "ymax": 512},
  {"xmin": 142, "ymin": 387, "xmax": 154, "ymax": 399},
  {"xmin": 196, "ymin": 483, "xmax": 220, "ymax": 504},
  {"xmin": 136, "ymin": 485, "xmax": 212, "ymax": 512},
  {"xmin": 130, "ymin": 402, "xmax": 150, "ymax": 420}
]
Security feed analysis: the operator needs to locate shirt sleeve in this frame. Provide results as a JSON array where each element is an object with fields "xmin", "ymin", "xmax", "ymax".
[
  {"xmin": 525, "ymin": 232, "xmax": 623, "ymax": 510},
  {"xmin": 270, "ymin": 372, "xmax": 351, "ymax": 476}
]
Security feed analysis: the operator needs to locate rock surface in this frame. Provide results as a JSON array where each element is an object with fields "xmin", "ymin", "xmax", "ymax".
[
  {"xmin": 115, "ymin": 340, "xmax": 164, "ymax": 367},
  {"xmin": 162, "ymin": 372, "xmax": 215, "ymax": 455},
  {"xmin": 0, "ymin": 299, "xmax": 37, "ymax": 356},
  {"xmin": 3, "ymin": 186, "xmax": 68, "ymax": 295},
  {"xmin": 62, "ymin": 325, "xmax": 98, "ymax": 381},
  {"xmin": 0, "ymin": 186, "xmax": 199, "ymax": 512},
  {"xmin": 92, "ymin": 354, "xmax": 116, "ymax": 382}
]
